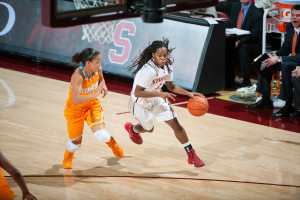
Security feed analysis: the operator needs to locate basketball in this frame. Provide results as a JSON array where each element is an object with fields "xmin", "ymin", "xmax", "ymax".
[{"xmin": 187, "ymin": 96, "xmax": 209, "ymax": 116}]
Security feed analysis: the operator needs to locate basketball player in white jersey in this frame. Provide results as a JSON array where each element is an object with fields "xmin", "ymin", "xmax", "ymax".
[{"xmin": 125, "ymin": 39, "xmax": 205, "ymax": 168}]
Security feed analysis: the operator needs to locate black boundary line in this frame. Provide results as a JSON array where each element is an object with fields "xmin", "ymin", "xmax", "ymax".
[{"xmin": 4, "ymin": 175, "xmax": 300, "ymax": 188}]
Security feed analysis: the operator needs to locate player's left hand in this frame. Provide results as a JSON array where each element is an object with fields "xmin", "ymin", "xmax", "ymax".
[
  {"xmin": 98, "ymin": 81, "xmax": 108, "ymax": 98},
  {"xmin": 101, "ymin": 84, "xmax": 108, "ymax": 98}
]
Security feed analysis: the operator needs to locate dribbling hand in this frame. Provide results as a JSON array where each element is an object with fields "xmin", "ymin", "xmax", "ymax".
[{"xmin": 189, "ymin": 92, "xmax": 205, "ymax": 98}]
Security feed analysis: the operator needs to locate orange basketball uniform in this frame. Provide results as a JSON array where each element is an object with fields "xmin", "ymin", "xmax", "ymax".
[
  {"xmin": 64, "ymin": 66, "xmax": 104, "ymax": 141},
  {"xmin": 0, "ymin": 168, "xmax": 14, "ymax": 200}
]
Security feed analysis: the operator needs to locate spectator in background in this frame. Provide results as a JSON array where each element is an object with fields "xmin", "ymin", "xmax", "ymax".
[
  {"xmin": 254, "ymin": 0, "xmax": 276, "ymax": 9},
  {"xmin": 197, "ymin": 6, "xmax": 218, "ymax": 18},
  {"xmin": 254, "ymin": 0, "xmax": 278, "ymax": 18},
  {"xmin": 216, "ymin": 0, "xmax": 240, "ymax": 17},
  {"xmin": 227, "ymin": 0, "xmax": 263, "ymax": 92},
  {"xmin": 246, "ymin": 5, "xmax": 300, "ymax": 118}
]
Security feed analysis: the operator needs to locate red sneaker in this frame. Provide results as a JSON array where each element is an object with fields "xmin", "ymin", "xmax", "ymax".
[
  {"xmin": 124, "ymin": 122, "xmax": 143, "ymax": 144},
  {"xmin": 187, "ymin": 149, "xmax": 205, "ymax": 168}
]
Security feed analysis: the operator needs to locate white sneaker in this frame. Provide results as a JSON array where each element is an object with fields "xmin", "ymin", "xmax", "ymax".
[
  {"xmin": 273, "ymin": 99, "xmax": 286, "ymax": 108},
  {"xmin": 245, "ymin": 84, "xmax": 257, "ymax": 92},
  {"xmin": 236, "ymin": 84, "xmax": 257, "ymax": 93},
  {"xmin": 256, "ymin": 96, "xmax": 262, "ymax": 102},
  {"xmin": 236, "ymin": 87, "xmax": 247, "ymax": 93}
]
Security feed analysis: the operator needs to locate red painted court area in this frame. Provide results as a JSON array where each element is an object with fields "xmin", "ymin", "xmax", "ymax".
[{"xmin": 0, "ymin": 55, "xmax": 299, "ymax": 133}]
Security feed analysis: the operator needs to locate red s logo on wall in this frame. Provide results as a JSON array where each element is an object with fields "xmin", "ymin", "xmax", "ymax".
[{"xmin": 108, "ymin": 21, "xmax": 136, "ymax": 65}]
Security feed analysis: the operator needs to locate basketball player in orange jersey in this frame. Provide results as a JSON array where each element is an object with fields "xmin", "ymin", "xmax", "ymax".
[
  {"xmin": 125, "ymin": 39, "xmax": 205, "ymax": 168},
  {"xmin": 0, "ymin": 151, "xmax": 37, "ymax": 200},
  {"xmin": 63, "ymin": 48, "xmax": 124, "ymax": 169}
]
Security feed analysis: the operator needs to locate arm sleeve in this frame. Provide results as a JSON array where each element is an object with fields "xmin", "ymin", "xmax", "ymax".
[
  {"xmin": 276, "ymin": 23, "xmax": 293, "ymax": 56},
  {"xmin": 227, "ymin": 3, "xmax": 238, "ymax": 28},
  {"xmin": 282, "ymin": 54, "xmax": 300, "ymax": 64},
  {"xmin": 239, "ymin": 8, "xmax": 263, "ymax": 45}
]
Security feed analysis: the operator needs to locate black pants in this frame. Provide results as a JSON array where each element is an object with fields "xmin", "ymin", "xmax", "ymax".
[
  {"xmin": 256, "ymin": 62, "xmax": 297, "ymax": 103},
  {"xmin": 225, "ymin": 37, "xmax": 261, "ymax": 87},
  {"xmin": 225, "ymin": 36, "xmax": 236, "ymax": 88},
  {"xmin": 237, "ymin": 43, "xmax": 261, "ymax": 86},
  {"xmin": 279, "ymin": 62, "xmax": 297, "ymax": 104},
  {"xmin": 293, "ymin": 76, "xmax": 300, "ymax": 108}
]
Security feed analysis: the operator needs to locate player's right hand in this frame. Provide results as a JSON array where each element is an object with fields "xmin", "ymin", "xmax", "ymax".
[{"xmin": 160, "ymin": 92, "xmax": 176, "ymax": 102}]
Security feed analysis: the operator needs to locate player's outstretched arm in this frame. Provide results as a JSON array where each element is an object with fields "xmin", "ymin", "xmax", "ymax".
[{"xmin": 0, "ymin": 151, "xmax": 37, "ymax": 200}]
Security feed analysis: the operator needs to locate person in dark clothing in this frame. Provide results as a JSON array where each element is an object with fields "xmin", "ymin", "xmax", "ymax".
[
  {"xmin": 227, "ymin": 0, "xmax": 263, "ymax": 91},
  {"xmin": 291, "ymin": 66, "xmax": 300, "ymax": 117},
  {"xmin": 246, "ymin": 5, "xmax": 300, "ymax": 118}
]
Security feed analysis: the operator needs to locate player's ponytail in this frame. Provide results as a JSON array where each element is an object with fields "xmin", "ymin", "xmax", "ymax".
[
  {"xmin": 71, "ymin": 48, "xmax": 100, "ymax": 69},
  {"xmin": 71, "ymin": 52, "xmax": 82, "ymax": 68}
]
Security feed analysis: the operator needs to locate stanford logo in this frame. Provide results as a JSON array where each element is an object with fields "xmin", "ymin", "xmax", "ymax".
[
  {"xmin": 108, "ymin": 21, "xmax": 136, "ymax": 65},
  {"xmin": 152, "ymin": 75, "xmax": 168, "ymax": 84}
]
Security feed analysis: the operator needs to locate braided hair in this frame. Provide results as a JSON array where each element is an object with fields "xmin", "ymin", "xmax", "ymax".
[
  {"xmin": 128, "ymin": 38, "xmax": 175, "ymax": 75},
  {"xmin": 71, "ymin": 48, "xmax": 100, "ymax": 69}
]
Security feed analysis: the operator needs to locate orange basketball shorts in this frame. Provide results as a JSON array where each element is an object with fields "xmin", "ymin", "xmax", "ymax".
[
  {"xmin": 0, "ymin": 168, "xmax": 15, "ymax": 200},
  {"xmin": 64, "ymin": 99, "xmax": 105, "ymax": 141}
]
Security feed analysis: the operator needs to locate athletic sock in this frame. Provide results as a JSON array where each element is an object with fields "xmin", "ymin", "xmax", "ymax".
[
  {"xmin": 182, "ymin": 141, "xmax": 193, "ymax": 152},
  {"xmin": 184, "ymin": 144, "xmax": 193, "ymax": 152}
]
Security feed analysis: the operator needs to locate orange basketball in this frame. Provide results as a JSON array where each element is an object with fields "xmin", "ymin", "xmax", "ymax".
[{"xmin": 187, "ymin": 96, "xmax": 209, "ymax": 116}]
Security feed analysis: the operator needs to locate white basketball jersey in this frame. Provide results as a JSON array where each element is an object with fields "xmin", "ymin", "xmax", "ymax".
[
  {"xmin": 130, "ymin": 58, "xmax": 173, "ymax": 106},
  {"xmin": 128, "ymin": 59, "xmax": 177, "ymax": 125}
]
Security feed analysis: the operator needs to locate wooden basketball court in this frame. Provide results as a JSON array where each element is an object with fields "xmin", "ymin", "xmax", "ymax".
[{"xmin": 1, "ymin": 65, "xmax": 300, "ymax": 199}]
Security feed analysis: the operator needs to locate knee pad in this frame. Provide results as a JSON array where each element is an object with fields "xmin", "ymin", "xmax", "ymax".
[
  {"xmin": 67, "ymin": 141, "xmax": 81, "ymax": 153},
  {"xmin": 94, "ymin": 129, "xmax": 111, "ymax": 142}
]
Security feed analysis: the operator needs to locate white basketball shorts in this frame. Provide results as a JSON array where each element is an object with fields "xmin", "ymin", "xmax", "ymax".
[{"xmin": 128, "ymin": 96, "xmax": 177, "ymax": 130}]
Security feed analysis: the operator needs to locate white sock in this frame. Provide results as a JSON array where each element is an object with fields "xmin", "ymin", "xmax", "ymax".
[
  {"xmin": 67, "ymin": 141, "xmax": 81, "ymax": 153},
  {"xmin": 181, "ymin": 141, "xmax": 191, "ymax": 148}
]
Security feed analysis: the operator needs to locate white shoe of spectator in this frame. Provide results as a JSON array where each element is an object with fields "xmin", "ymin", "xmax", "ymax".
[
  {"xmin": 273, "ymin": 99, "xmax": 286, "ymax": 108},
  {"xmin": 236, "ymin": 87, "xmax": 247, "ymax": 93},
  {"xmin": 236, "ymin": 84, "xmax": 257, "ymax": 93},
  {"xmin": 256, "ymin": 96, "xmax": 262, "ymax": 102}
]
